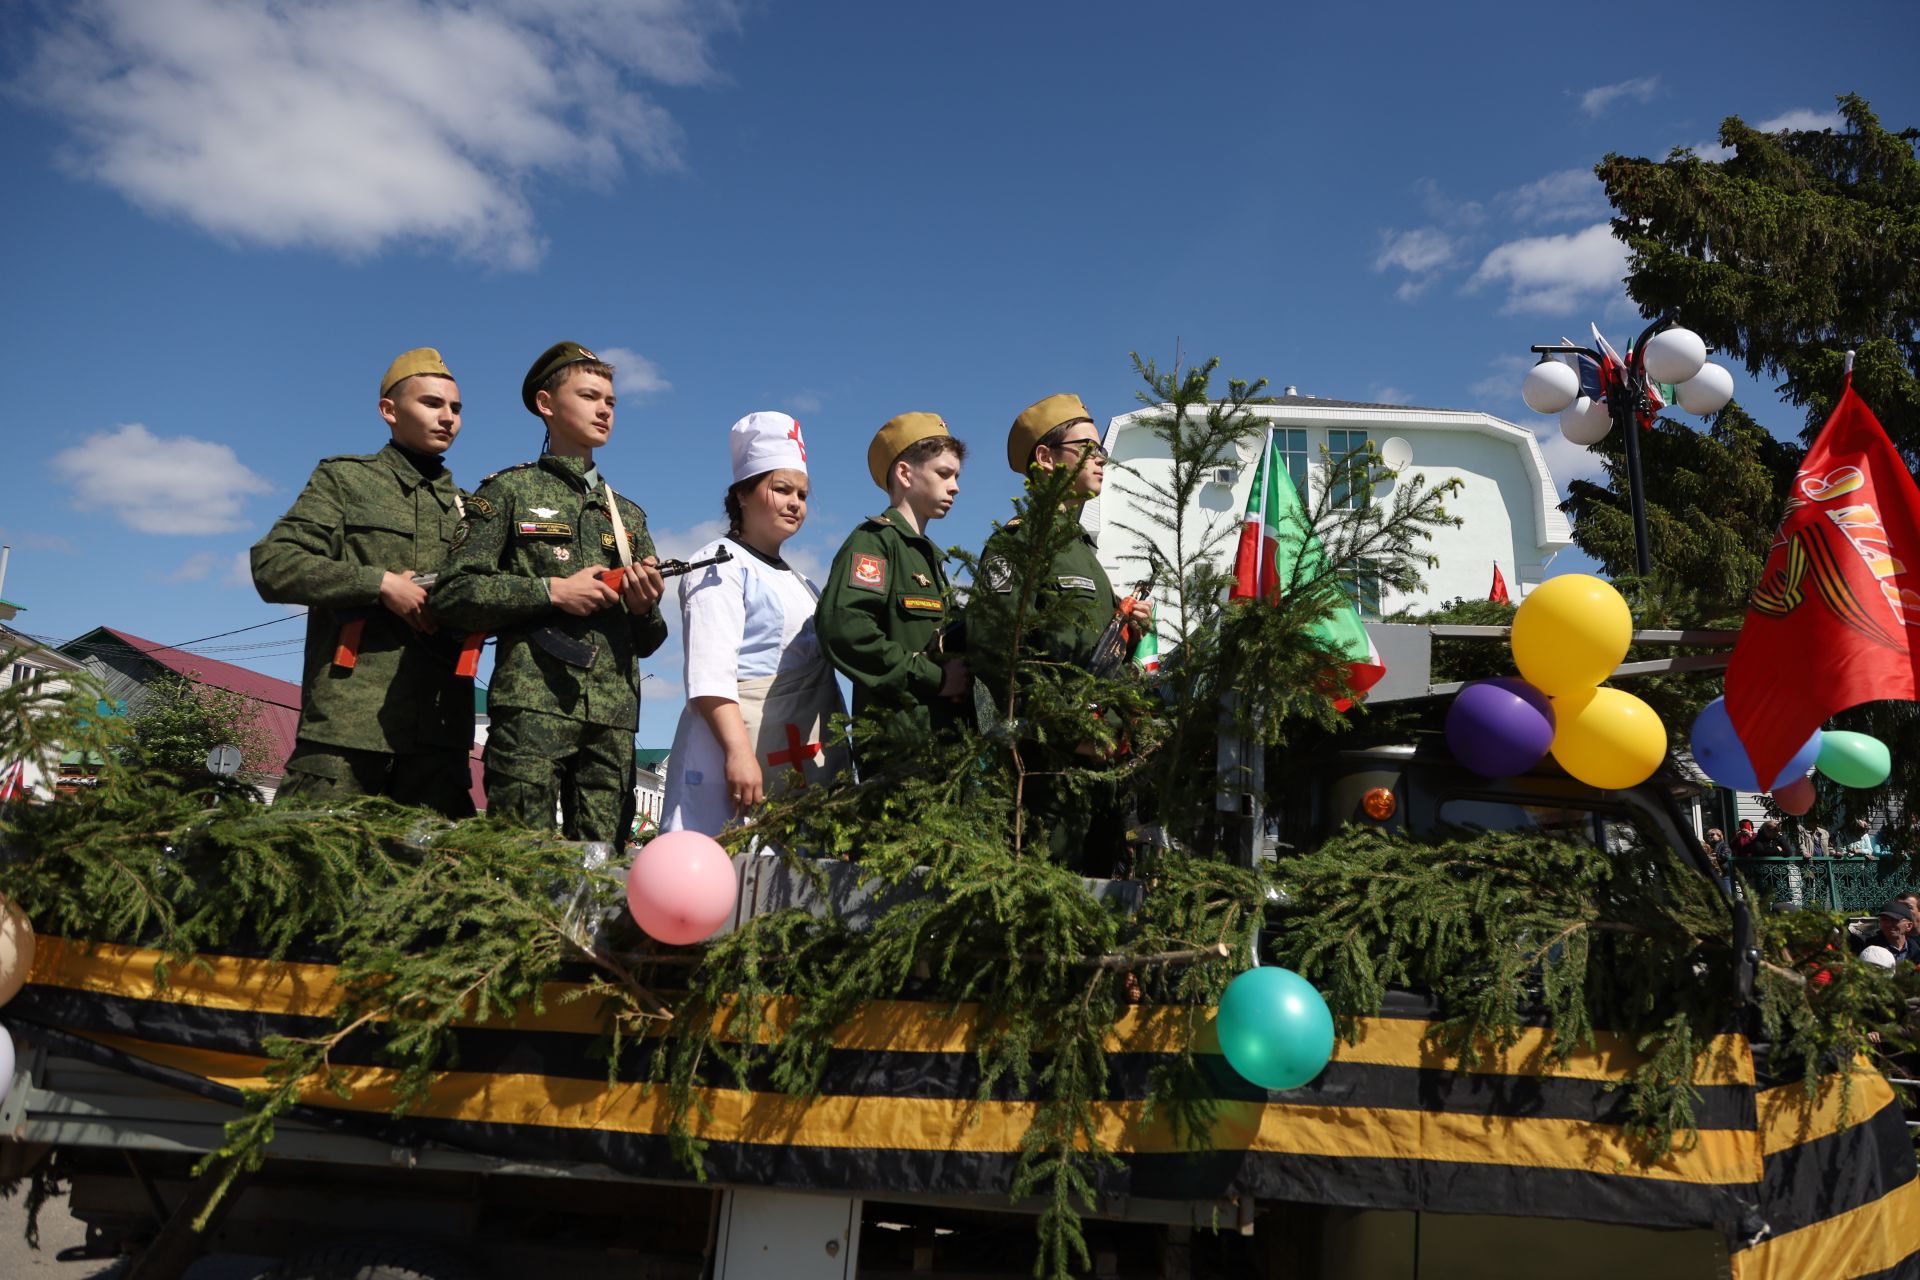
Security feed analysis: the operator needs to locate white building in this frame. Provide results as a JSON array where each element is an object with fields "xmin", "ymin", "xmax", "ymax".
[
  {"xmin": 1, "ymin": 623, "xmax": 88, "ymax": 800},
  {"xmin": 1085, "ymin": 391, "xmax": 1572, "ymax": 627}
]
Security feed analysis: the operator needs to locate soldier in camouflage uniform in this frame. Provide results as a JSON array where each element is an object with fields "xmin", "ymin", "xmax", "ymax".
[
  {"xmin": 431, "ymin": 343, "xmax": 667, "ymax": 845},
  {"xmin": 251, "ymin": 347, "xmax": 477, "ymax": 816},
  {"xmin": 815, "ymin": 413, "xmax": 970, "ymax": 750},
  {"xmin": 967, "ymin": 394, "xmax": 1121, "ymax": 872}
]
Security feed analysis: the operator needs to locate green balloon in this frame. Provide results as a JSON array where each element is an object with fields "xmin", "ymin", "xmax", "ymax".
[
  {"xmin": 1215, "ymin": 966, "xmax": 1334, "ymax": 1092},
  {"xmin": 1815, "ymin": 730, "xmax": 1891, "ymax": 789}
]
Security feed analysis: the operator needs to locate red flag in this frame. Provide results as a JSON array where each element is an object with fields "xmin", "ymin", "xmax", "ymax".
[
  {"xmin": 1230, "ymin": 427, "xmax": 1279, "ymax": 602},
  {"xmin": 1489, "ymin": 563, "xmax": 1510, "ymax": 604},
  {"xmin": 1724, "ymin": 381, "xmax": 1920, "ymax": 784}
]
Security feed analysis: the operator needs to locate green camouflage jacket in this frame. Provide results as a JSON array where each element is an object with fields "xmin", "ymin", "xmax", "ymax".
[
  {"xmin": 250, "ymin": 441, "xmax": 474, "ymax": 754},
  {"xmin": 966, "ymin": 521, "xmax": 1117, "ymax": 704},
  {"xmin": 430, "ymin": 454, "xmax": 668, "ymax": 730},
  {"xmin": 815, "ymin": 509, "xmax": 956, "ymax": 729}
]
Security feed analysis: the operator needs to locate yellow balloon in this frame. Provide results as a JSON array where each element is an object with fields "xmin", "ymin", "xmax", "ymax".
[
  {"xmin": 1550, "ymin": 687, "xmax": 1668, "ymax": 790},
  {"xmin": 0, "ymin": 893, "xmax": 33, "ymax": 1007},
  {"xmin": 1510, "ymin": 574, "xmax": 1633, "ymax": 695}
]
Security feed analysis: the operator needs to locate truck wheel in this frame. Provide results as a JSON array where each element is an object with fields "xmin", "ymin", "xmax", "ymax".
[{"xmin": 264, "ymin": 1238, "xmax": 483, "ymax": 1280}]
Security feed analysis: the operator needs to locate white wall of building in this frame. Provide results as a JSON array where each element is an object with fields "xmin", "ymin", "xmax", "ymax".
[
  {"xmin": 1084, "ymin": 398, "xmax": 1572, "ymax": 636},
  {"xmin": 0, "ymin": 633, "xmax": 82, "ymax": 801}
]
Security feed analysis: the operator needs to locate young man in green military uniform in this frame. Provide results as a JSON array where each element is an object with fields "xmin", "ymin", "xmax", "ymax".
[
  {"xmin": 815, "ymin": 413, "xmax": 970, "ymax": 750},
  {"xmin": 430, "ymin": 343, "xmax": 668, "ymax": 845},
  {"xmin": 251, "ymin": 347, "xmax": 477, "ymax": 816},
  {"xmin": 968, "ymin": 393, "xmax": 1122, "ymax": 872}
]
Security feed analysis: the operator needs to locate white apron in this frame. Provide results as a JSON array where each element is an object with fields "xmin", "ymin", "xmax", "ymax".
[{"xmin": 663, "ymin": 661, "xmax": 847, "ymax": 835}]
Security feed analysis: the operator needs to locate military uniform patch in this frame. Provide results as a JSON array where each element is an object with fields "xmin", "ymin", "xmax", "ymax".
[
  {"xmin": 984, "ymin": 557, "xmax": 1014, "ymax": 593},
  {"xmin": 465, "ymin": 494, "xmax": 496, "ymax": 518},
  {"xmin": 1058, "ymin": 575, "xmax": 1097, "ymax": 592},
  {"xmin": 554, "ymin": 547, "xmax": 571, "ymax": 562},
  {"xmin": 902, "ymin": 595, "xmax": 943, "ymax": 613},
  {"xmin": 450, "ymin": 523, "xmax": 471, "ymax": 551},
  {"xmin": 850, "ymin": 553, "xmax": 887, "ymax": 593},
  {"xmin": 516, "ymin": 521, "xmax": 572, "ymax": 537}
]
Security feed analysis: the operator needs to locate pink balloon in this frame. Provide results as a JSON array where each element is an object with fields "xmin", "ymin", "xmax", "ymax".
[
  {"xmin": 1773, "ymin": 774, "xmax": 1816, "ymax": 817},
  {"xmin": 626, "ymin": 831, "xmax": 738, "ymax": 946}
]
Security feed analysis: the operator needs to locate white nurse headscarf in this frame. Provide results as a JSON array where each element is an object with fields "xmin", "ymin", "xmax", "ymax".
[{"xmin": 729, "ymin": 411, "xmax": 808, "ymax": 483}]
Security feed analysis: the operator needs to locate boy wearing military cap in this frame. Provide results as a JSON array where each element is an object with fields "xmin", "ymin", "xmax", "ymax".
[
  {"xmin": 815, "ymin": 413, "xmax": 970, "ymax": 746},
  {"xmin": 967, "ymin": 393, "xmax": 1122, "ymax": 871},
  {"xmin": 430, "ymin": 343, "xmax": 668, "ymax": 845},
  {"xmin": 251, "ymin": 347, "xmax": 477, "ymax": 816}
]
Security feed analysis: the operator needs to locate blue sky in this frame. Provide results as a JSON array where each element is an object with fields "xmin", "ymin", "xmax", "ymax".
[{"xmin": 2, "ymin": 0, "xmax": 1915, "ymax": 748}]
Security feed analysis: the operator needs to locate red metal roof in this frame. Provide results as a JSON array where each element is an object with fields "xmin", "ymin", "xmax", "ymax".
[{"xmin": 93, "ymin": 627, "xmax": 304, "ymax": 781}]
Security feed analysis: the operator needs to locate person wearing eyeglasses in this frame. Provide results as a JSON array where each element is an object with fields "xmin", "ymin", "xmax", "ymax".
[{"xmin": 967, "ymin": 393, "xmax": 1122, "ymax": 872}]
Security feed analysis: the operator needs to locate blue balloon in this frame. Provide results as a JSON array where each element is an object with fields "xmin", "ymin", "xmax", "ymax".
[
  {"xmin": 1689, "ymin": 697, "xmax": 1821, "ymax": 792},
  {"xmin": 1215, "ymin": 967, "xmax": 1335, "ymax": 1092}
]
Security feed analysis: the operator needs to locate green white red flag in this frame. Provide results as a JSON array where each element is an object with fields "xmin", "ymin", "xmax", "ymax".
[{"xmin": 1229, "ymin": 427, "xmax": 1385, "ymax": 708}]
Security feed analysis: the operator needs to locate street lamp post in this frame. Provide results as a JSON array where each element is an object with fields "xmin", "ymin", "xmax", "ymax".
[{"xmin": 1520, "ymin": 314, "xmax": 1734, "ymax": 578}]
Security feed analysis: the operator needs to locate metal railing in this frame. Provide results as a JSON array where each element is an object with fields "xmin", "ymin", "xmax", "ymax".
[{"xmin": 1732, "ymin": 855, "xmax": 1917, "ymax": 913}]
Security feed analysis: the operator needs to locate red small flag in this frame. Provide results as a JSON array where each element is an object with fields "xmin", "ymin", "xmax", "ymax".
[
  {"xmin": 1725, "ymin": 380, "xmax": 1920, "ymax": 784},
  {"xmin": 1489, "ymin": 563, "xmax": 1510, "ymax": 604}
]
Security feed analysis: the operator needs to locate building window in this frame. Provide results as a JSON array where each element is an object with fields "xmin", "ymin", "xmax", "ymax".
[
  {"xmin": 1327, "ymin": 429, "xmax": 1373, "ymax": 509},
  {"xmin": 10, "ymin": 662, "xmax": 34, "ymax": 687},
  {"xmin": 1339, "ymin": 562, "xmax": 1383, "ymax": 619},
  {"xmin": 1276, "ymin": 429, "xmax": 1309, "ymax": 497}
]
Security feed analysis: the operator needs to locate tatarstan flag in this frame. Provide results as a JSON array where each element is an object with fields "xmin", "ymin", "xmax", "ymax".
[
  {"xmin": 1229, "ymin": 427, "xmax": 1385, "ymax": 708},
  {"xmin": 1725, "ymin": 378, "xmax": 1920, "ymax": 783}
]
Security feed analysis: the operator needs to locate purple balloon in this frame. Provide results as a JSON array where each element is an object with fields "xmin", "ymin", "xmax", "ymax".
[{"xmin": 1447, "ymin": 678, "xmax": 1557, "ymax": 778}]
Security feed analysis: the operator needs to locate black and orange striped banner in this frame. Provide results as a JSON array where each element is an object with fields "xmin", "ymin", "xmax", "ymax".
[{"xmin": 4, "ymin": 935, "xmax": 1913, "ymax": 1279}]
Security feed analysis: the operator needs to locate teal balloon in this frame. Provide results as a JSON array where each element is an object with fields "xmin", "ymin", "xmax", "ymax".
[
  {"xmin": 1215, "ymin": 967, "xmax": 1334, "ymax": 1091},
  {"xmin": 1816, "ymin": 731, "xmax": 1892, "ymax": 789}
]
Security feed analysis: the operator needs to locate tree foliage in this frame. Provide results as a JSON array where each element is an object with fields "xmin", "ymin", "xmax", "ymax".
[
  {"xmin": 1599, "ymin": 93, "xmax": 1920, "ymax": 462},
  {"xmin": 121, "ymin": 671, "xmax": 272, "ymax": 784}
]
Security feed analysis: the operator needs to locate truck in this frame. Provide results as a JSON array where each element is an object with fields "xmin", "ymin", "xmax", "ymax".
[{"xmin": 1, "ymin": 625, "xmax": 1914, "ymax": 1280}]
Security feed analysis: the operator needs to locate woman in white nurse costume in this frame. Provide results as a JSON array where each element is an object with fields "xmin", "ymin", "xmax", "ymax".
[{"xmin": 661, "ymin": 412, "xmax": 849, "ymax": 834}]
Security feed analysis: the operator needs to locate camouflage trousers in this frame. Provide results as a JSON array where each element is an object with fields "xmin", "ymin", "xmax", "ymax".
[
  {"xmin": 274, "ymin": 741, "xmax": 476, "ymax": 819},
  {"xmin": 483, "ymin": 708, "xmax": 634, "ymax": 847}
]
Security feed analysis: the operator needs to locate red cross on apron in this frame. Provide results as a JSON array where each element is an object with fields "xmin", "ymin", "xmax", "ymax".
[{"xmin": 767, "ymin": 722, "xmax": 822, "ymax": 785}]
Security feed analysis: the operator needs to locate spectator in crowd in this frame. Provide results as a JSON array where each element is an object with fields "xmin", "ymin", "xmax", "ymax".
[
  {"xmin": 1731, "ymin": 820, "xmax": 1758, "ymax": 857},
  {"xmin": 1899, "ymin": 891, "xmax": 1919, "ymax": 918},
  {"xmin": 1797, "ymin": 822, "xmax": 1832, "ymax": 859},
  {"xmin": 1842, "ymin": 817, "xmax": 1878, "ymax": 858},
  {"xmin": 1850, "ymin": 902, "xmax": 1916, "ymax": 962},
  {"xmin": 1703, "ymin": 828, "xmax": 1731, "ymax": 892},
  {"xmin": 1756, "ymin": 819, "xmax": 1790, "ymax": 857}
]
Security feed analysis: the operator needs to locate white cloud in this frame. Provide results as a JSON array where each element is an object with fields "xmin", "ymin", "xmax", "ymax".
[
  {"xmin": 0, "ymin": 528, "xmax": 76, "ymax": 555},
  {"xmin": 1466, "ymin": 353, "xmax": 1534, "ymax": 407},
  {"xmin": 1369, "ymin": 386, "xmax": 1415, "ymax": 406},
  {"xmin": 787, "ymin": 391, "xmax": 825, "ymax": 415},
  {"xmin": 160, "ymin": 551, "xmax": 220, "ymax": 583},
  {"xmin": 599, "ymin": 347, "xmax": 672, "ymax": 398},
  {"xmin": 650, "ymin": 518, "xmax": 729, "ymax": 563},
  {"xmin": 1534, "ymin": 424, "xmax": 1607, "ymax": 490},
  {"xmin": 1373, "ymin": 227, "xmax": 1460, "ymax": 300},
  {"xmin": 50, "ymin": 424, "xmax": 275, "ymax": 535},
  {"xmin": 1414, "ymin": 178, "xmax": 1484, "ymax": 228},
  {"xmin": 1466, "ymin": 223, "xmax": 1628, "ymax": 315},
  {"xmin": 1501, "ymin": 168, "xmax": 1608, "ymax": 224},
  {"xmin": 226, "ymin": 550, "xmax": 254, "ymax": 588},
  {"xmin": 1579, "ymin": 76, "xmax": 1659, "ymax": 117},
  {"xmin": 17, "ymin": 0, "xmax": 740, "ymax": 268}
]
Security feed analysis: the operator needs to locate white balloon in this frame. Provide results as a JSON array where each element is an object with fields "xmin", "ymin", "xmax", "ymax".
[
  {"xmin": 0, "ymin": 1024, "xmax": 13, "ymax": 1111},
  {"xmin": 0, "ymin": 896, "xmax": 31, "ymax": 1008},
  {"xmin": 1522, "ymin": 360, "xmax": 1580, "ymax": 415},
  {"xmin": 1643, "ymin": 327, "xmax": 1707, "ymax": 385},
  {"xmin": 1560, "ymin": 395, "xmax": 1613, "ymax": 445},
  {"xmin": 1676, "ymin": 361, "xmax": 1734, "ymax": 416}
]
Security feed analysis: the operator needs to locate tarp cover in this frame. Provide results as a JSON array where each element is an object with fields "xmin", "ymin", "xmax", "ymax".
[{"xmin": 5, "ymin": 935, "xmax": 1916, "ymax": 1279}]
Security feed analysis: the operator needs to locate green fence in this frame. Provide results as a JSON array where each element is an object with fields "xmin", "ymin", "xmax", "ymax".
[{"xmin": 1735, "ymin": 855, "xmax": 1919, "ymax": 914}]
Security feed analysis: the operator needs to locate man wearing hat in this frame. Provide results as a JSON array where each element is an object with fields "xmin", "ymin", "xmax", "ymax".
[
  {"xmin": 815, "ymin": 413, "xmax": 970, "ymax": 750},
  {"xmin": 430, "ymin": 343, "xmax": 667, "ymax": 845},
  {"xmin": 251, "ymin": 348, "xmax": 477, "ymax": 816},
  {"xmin": 967, "ymin": 394, "xmax": 1121, "ymax": 870},
  {"xmin": 1851, "ymin": 901, "xmax": 1917, "ymax": 963}
]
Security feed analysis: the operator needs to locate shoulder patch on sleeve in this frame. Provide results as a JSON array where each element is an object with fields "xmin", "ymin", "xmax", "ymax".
[
  {"xmin": 848, "ymin": 553, "xmax": 887, "ymax": 594},
  {"xmin": 983, "ymin": 556, "xmax": 1014, "ymax": 593},
  {"xmin": 449, "ymin": 522, "xmax": 472, "ymax": 551},
  {"xmin": 465, "ymin": 494, "xmax": 497, "ymax": 518}
]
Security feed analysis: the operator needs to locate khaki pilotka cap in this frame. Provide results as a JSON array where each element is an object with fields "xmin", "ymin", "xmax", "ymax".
[
  {"xmin": 521, "ymin": 341, "xmax": 604, "ymax": 414},
  {"xmin": 379, "ymin": 348, "xmax": 453, "ymax": 398},
  {"xmin": 867, "ymin": 412, "xmax": 952, "ymax": 490},
  {"xmin": 1007, "ymin": 393, "xmax": 1094, "ymax": 473}
]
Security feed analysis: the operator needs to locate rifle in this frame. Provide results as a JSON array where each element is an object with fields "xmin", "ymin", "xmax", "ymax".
[
  {"xmin": 526, "ymin": 546, "xmax": 735, "ymax": 669},
  {"xmin": 1088, "ymin": 574, "xmax": 1155, "ymax": 679},
  {"xmin": 331, "ymin": 573, "xmax": 485, "ymax": 678}
]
